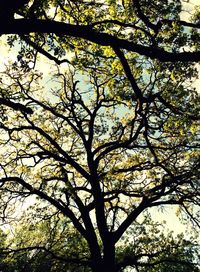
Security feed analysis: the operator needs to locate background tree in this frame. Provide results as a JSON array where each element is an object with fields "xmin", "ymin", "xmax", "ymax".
[
  {"xmin": 0, "ymin": 0, "xmax": 199, "ymax": 272},
  {"xmin": 0, "ymin": 217, "xmax": 199, "ymax": 271},
  {"xmin": 0, "ymin": 216, "xmax": 91, "ymax": 271}
]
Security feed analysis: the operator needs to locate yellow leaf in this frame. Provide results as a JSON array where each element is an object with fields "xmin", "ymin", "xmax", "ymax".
[{"xmin": 170, "ymin": 71, "xmax": 175, "ymax": 81}]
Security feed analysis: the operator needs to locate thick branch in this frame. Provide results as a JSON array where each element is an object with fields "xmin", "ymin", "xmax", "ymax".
[
  {"xmin": 113, "ymin": 46, "xmax": 144, "ymax": 101},
  {"xmin": 1, "ymin": 19, "xmax": 200, "ymax": 62},
  {"xmin": 113, "ymin": 198, "xmax": 149, "ymax": 243},
  {"xmin": 0, "ymin": 98, "xmax": 33, "ymax": 114}
]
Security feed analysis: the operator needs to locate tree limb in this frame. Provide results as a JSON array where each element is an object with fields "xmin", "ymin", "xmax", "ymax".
[{"xmin": 1, "ymin": 19, "xmax": 200, "ymax": 62}]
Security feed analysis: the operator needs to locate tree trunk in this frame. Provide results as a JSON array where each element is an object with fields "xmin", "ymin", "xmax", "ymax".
[
  {"xmin": 91, "ymin": 260, "xmax": 118, "ymax": 272},
  {"xmin": 91, "ymin": 242, "xmax": 118, "ymax": 272}
]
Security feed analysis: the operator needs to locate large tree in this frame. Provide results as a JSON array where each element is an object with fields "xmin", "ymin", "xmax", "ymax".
[
  {"xmin": 0, "ymin": 63, "xmax": 199, "ymax": 271},
  {"xmin": 0, "ymin": 0, "xmax": 199, "ymax": 272}
]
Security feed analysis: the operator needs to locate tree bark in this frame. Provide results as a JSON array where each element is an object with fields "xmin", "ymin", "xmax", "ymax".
[
  {"xmin": 91, "ymin": 241, "xmax": 118, "ymax": 272},
  {"xmin": 1, "ymin": 19, "xmax": 200, "ymax": 63},
  {"xmin": 91, "ymin": 260, "xmax": 118, "ymax": 272}
]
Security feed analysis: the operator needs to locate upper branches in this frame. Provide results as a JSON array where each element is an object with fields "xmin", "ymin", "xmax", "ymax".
[
  {"xmin": 0, "ymin": 0, "xmax": 199, "ymax": 69},
  {"xmin": 1, "ymin": 19, "xmax": 200, "ymax": 63}
]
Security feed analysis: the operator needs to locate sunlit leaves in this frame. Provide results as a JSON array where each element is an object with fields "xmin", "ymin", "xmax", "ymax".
[{"xmin": 0, "ymin": 1, "xmax": 199, "ymax": 271}]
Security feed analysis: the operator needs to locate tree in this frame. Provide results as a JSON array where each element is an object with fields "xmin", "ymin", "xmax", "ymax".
[
  {"xmin": 0, "ymin": 62, "xmax": 199, "ymax": 271},
  {"xmin": 0, "ymin": 217, "xmax": 199, "ymax": 272},
  {"xmin": 0, "ymin": 216, "xmax": 91, "ymax": 271},
  {"xmin": 0, "ymin": 0, "xmax": 199, "ymax": 272},
  {"xmin": 117, "ymin": 222, "xmax": 199, "ymax": 272}
]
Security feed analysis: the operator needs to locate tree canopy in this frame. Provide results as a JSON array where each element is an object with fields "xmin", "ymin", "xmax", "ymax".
[{"xmin": 0, "ymin": 0, "xmax": 199, "ymax": 272}]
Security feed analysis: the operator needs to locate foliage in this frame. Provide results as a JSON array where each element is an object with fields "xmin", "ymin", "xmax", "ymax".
[
  {"xmin": 0, "ymin": 0, "xmax": 199, "ymax": 272},
  {"xmin": 0, "ymin": 218, "xmax": 199, "ymax": 272},
  {"xmin": 0, "ymin": 218, "xmax": 90, "ymax": 272}
]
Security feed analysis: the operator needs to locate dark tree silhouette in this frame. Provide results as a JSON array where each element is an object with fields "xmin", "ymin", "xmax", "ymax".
[
  {"xmin": 0, "ymin": 0, "xmax": 29, "ymax": 19},
  {"xmin": 0, "ymin": 1, "xmax": 199, "ymax": 272}
]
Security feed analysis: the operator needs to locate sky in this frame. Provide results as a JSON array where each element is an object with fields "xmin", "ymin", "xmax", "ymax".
[{"xmin": 0, "ymin": 0, "xmax": 199, "ymax": 237}]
